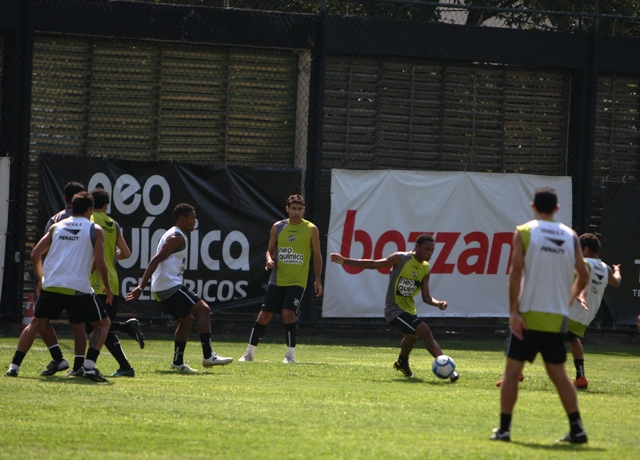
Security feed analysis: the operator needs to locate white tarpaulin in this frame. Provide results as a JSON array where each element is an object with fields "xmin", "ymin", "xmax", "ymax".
[
  {"xmin": 0, "ymin": 157, "xmax": 10, "ymax": 303},
  {"xmin": 323, "ymin": 170, "xmax": 573, "ymax": 318}
]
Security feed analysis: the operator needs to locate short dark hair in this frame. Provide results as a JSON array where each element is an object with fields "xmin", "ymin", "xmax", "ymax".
[
  {"xmin": 71, "ymin": 191, "xmax": 94, "ymax": 215},
  {"xmin": 287, "ymin": 194, "xmax": 305, "ymax": 206},
  {"xmin": 580, "ymin": 233, "xmax": 601, "ymax": 255},
  {"xmin": 533, "ymin": 187, "xmax": 558, "ymax": 214},
  {"xmin": 90, "ymin": 188, "xmax": 110, "ymax": 209},
  {"xmin": 174, "ymin": 203, "xmax": 195, "ymax": 222},
  {"xmin": 64, "ymin": 182, "xmax": 86, "ymax": 204},
  {"xmin": 415, "ymin": 233, "xmax": 435, "ymax": 247}
]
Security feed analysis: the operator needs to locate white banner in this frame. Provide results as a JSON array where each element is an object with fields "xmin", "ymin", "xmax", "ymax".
[
  {"xmin": 323, "ymin": 170, "xmax": 573, "ymax": 318},
  {"xmin": 0, "ymin": 157, "xmax": 10, "ymax": 303}
]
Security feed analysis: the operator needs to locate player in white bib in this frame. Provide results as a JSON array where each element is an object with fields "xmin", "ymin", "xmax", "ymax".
[
  {"xmin": 126, "ymin": 203, "xmax": 233, "ymax": 372},
  {"xmin": 566, "ymin": 233, "xmax": 621, "ymax": 389}
]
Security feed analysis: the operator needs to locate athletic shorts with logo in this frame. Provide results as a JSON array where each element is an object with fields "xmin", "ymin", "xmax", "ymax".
[
  {"xmin": 261, "ymin": 284, "xmax": 305, "ymax": 315},
  {"xmin": 506, "ymin": 329, "xmax": 566, "ymax": 364},
  {"xmin": 156, "ymin": 285, "xmax": 200, "ymax": 320},
  {"xmin": 388, "ymin": 311, "xmax": 426, "ymax": 334},
  {"xmin": 34, "ymin": 290, "xmax": 109, "ymax": 323}
]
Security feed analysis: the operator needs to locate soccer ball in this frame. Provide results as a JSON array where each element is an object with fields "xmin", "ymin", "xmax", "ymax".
[{"xmin": 432, "ymin": 355, "xmax": 456, "ymax": 379}]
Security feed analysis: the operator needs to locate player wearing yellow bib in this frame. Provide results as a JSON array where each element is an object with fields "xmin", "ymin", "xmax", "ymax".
[
  {"xmin": 491, "ymin": 187, "xmax": 590, "ymax": 444},
  {"xmin": 330, "ymin": 233, "xmax": 459, "ymax": 382},
  {"xmin": 87, "ymin": 188, "xmax": 145, "ymax": 378},
  {"xmin": 238, "ymin": 195, "xmax": 323, "ymax": 364},
  {"xmin": 566, "ymin": 233, "xmax": 621, "ymax": 389}
]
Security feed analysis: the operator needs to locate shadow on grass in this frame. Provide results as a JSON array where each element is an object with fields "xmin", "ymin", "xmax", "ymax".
[
  {"xmin": 40, "ymin": 376, "xmax": 113, "ymax": 386},
  {"xmin": 510, "ymin": 440, "xmax": 606, "ymax": 453}
]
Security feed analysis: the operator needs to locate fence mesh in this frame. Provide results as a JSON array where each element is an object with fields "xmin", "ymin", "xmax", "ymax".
[{"xmin": 1, "ymin": 0, "xmax": 639, "ymax": 326}]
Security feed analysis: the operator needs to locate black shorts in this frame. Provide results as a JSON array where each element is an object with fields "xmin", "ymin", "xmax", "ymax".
[
  {"xmin": 95, "ymin": 295, "xmax": 118, "ymax": 319},
  {"xmin": 564, "ymin": 331, "xmax": 580, "ymax": 343},
  {"xmin": 160, "ymin": 285, "xmax": 201, "ymax": 320},
  {"xmin": 388, "ymin": 312, "xmax": 425, "ymax": 335},
  {"xmin": 261, "ymin": 285, "xmax": 305, "ymax": 315},
  {"xmin": 506, "ymin": 329, "xmax": 566, "ymax": 364},
  {"xmin": 34, "ymin": 290, "xmax": 109, "ymax": 324}
]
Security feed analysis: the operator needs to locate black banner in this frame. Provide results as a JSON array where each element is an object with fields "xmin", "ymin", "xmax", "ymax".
[
  {"xmin": 600, "ymin": 182, "xmax": 640, "ymax": 326},
  {"xmin": 39, "ymin": 155, "xmax": 301, "ymax": 315}
]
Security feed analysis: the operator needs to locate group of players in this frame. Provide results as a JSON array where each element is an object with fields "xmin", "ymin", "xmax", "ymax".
[{"xmin": 4, "ymin": 184, "xmax": 633, "ymax": 444}]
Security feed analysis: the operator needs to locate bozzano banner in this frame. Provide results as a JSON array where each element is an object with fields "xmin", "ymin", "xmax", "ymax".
[{"xmin": 323, "ymin": 170, "xmax": 573, "ymax": 318}]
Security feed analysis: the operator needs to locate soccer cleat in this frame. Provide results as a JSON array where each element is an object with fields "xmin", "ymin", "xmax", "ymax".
[
  {"xmin": 170, "ymin": 363, "xmax": 198, "ymax": 373},
  {"xmin": 496, "ymin": 372, "xmax": 525, "ymax": 387},
  {"xmin": 393, "ymin": 359, "xmax": 414, "ymax": 378},
  {"xmin": 66, "ymin": 369, "xmax": 81, "ymax": 377},
  {"xmin": 41, "ymin": 359, "xmax": 69, "ymax": 376},
  {"xmin": 126, "ymin": 318, "xmax": 145, "ymax": 349},
  {"xmin": 556, "ymin": 431, "xmax": 588, "ymax": 444},
  {"xmin": 5, "ymin": 368, "xmax": 18, "ymax": 377},
  {"xmin": 80, "ymin": 366, "xmax": 109, "ymax": 383},
  {"xmin": 573, "ymin": 376, "xmax": 589, "ymax": 389},
  {"xmin": 203, "ymin": 354, "xmax": 233, "ymax": 368},
  {"xmin": 111, "ymin": 367, "xmax": 135, "ymax": 377},
  {"xmin": 449, "ymin": 370, "xmax": 460, "ymax": 383},
  {"xmin": 238, "ymin": 351, "xmax": 254, "ymax": 362},
  {"xmin": 489, "ymin": 428, "xmax": 511, "ymax": 442},
  {"xmin": 282, "ymin": 352, "xmax": 295, "ymax": 364}
]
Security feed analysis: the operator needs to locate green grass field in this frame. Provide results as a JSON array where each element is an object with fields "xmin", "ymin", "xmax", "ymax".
[{"xmin": 1, "ymin": 332, "xmax": 639, "ymax": 459}]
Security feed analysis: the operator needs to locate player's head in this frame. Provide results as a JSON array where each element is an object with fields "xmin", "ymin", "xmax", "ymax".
[
  {"xmin": 64, "ymin": 182, "xmax": 86, "ymax": 204},
  {"xmin": 413, "ymin": 233, "xmax": 435, "ymax": 262},
  {"xmin": 90, "ymin": 188, "xmax": 110, "ymax": 210},
  {"xmin": 579, "ymin": 233, "xmax": 601, "ymax": 256},
  {"xmin": 287, "ymin": 194, "xmax": 305, "ymax": 207},
  {"xmin": 71, "ymin": 191, "xmax": 94, "ymax": 216},
  {"xmin": 174, "ymin": 203, "xmax": 195, "ymax": 222},
  {"xmin": 532, "ymin": 187, "xmax": 558, "ymax": 214}
]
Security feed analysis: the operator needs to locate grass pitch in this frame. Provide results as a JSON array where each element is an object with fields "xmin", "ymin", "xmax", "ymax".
[{"xmin": 1, "ymin": 332, "xmax": 639, "ymax": 459}]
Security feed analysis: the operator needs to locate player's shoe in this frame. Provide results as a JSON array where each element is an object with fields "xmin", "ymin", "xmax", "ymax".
[
  {"xmin": 126, "ymin": 318, "xmax": 145, "ymax": 349},
  {"xmin": 238, "ymin": 351, "xmax": 254, "ymax": 362},
  {"xmin": 449, "ymin": 370, "xmax": 460, "ymax": 382},
  {"xmin": 489, "ymin": 428, "xmax": 511, "ymax": 442},
  {"xmin": 5, "ymin": 368, "xmax": 18, "ymax": 377},
  {"xmin": 66, "ymin": 369, "xmax": 81, "ymax": 377},
  {"xmin": 573, "ymin": 376, "xmax": 589, "ymax": 389},
  {"xmin": 393, "ymin": 359, "xmax": 414, "ymax": 378},
  {"xmin": 41, "ymin": 359, "xmax": 69, "ymax": 376},
  {"xmin": 80, "ymin": 366, "xmax": 109, "ymax": 383},
  {"xmin": 496, "ymin": 372, "xmax": 525, "ymax": 387},
  {"xmin": 111, "ymin": 367, "xmax": 135, "ymax": 377},
  {"xmin": 556, "ymin": 431, "xmax": 588, "ymax": 444},
  {"xmin": 203, "ymin": 354, "xmax": 233, "ymax": 367},
  {"xmin": 170, "ymin": 363, "xmax": 198, "ymax": 373},
  {"xmin": 282, "ymin": 352, "xmax": 295, "ymax": 364}
]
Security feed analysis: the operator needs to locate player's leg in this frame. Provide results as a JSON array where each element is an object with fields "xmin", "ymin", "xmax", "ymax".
[
  {"xmin": 415, "ymin": 322, "xmax": 443, "ymax": 358},
  {"xmin": 5, "ymin": 317, "xmax": 48, "ymax": 376},
  {"xmin": 38, "ymin": 321, "xmax": 68, "ymax": 374},
  {"xmin": 281, "ymin": 286, "xmax": 304, "ymax": 363},
  {"xmin": 239, "ymin": 285, "xmax": 282, "ymax": 362},
  {"xmin": 566, "ymin": 334, "xmax": 587, "ymax": 388}
]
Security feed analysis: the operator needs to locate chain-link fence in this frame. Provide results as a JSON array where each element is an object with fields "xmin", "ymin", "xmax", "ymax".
[{"xmin": 1, "ymin": 0, "xmax": 639, "ymax": 326}]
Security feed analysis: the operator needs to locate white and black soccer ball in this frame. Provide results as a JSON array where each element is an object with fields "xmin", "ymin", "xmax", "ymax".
[{"xmin": 432, "ymin": 355, "xmax": 456, "ymax": 379}]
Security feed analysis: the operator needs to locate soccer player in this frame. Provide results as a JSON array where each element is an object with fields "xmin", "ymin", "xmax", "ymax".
[
  {"xmin": 330, "ymin": 233, "xmax": 459, "ymax": 382},
  {"xmin": 125, "ymin": 203, "xmax": 232, "ymax": 372},
  {"xmin": 6, "ymin": 192, "xmax": 112, "ymax": 382},
  {"xmin": 490, "ymin": 187, "xmax": 589, "ymax": 443},
  {"xmin": 85, "ymin": 188, "xmax": 145, "ymax": 378},
  {"xmin": 37, "ymin": 181, "xmax": 88, "ymax": 377},
  {"xmin": 238, "ymin": 194, "xmax": 323, "ymax": 364},
  {"xmin": 566, "ymin": 233, "xmax": 621, "ymax": 389}
]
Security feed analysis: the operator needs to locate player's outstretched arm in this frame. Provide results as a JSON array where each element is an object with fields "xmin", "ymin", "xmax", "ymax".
[
  {"xmin": 329, "ymin": 252, "xmax": 400, "ymax": 269},
  {"xmin": 608, "ymin": 264, "xmax": 621, "ymax": 288}
]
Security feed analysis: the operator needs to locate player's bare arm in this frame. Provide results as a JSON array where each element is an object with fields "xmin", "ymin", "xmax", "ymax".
[
  {"xmin": 311, "ymin": 225, "xmax": 323, "ymax": 297},
  {"xmin": 116, "ymin": 228, "xmax": 132, "ymax": 260},
  {"xmin": 569, "ymin": 234, "xmax": 590, "ymax": 306},
  {"xmin": 608, "ymin": 264, "xmax": 621, "ymax": 287},
  {"xmin": 265, "ymin": 223, "xmax": 277, "ymax": 270},
  {"xmin": 329, "ymin": 252, "xmax": 401, "ymax": 269},
  {"xmin": 30, "ymin": 227, "xmax": 54, "ymax": 296},
  {"xmin": 508, "ymin": 229, "xmax": 527, "ymax": 340},
  {"xmin": 93, "ymin": 226, "xmax": 113, "ymax": 305},
  {"xmin": 420, "ymin": 273, "xmax": 447, "ymax": 310},
  {"xmin": 574, "ymin": 260, "xmax": 591, "ymax": 311},
  {"xmin": 125, "ymin": 233, "xmax": 184, "ymax": 301}
]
